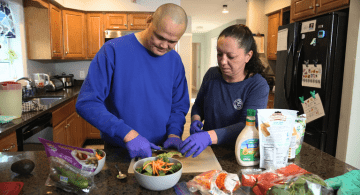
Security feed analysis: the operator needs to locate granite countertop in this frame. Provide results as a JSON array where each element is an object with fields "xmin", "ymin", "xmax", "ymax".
[
  {"xmin": 0, "ymin": 143, "xmax": 357, "ymax": 194},
  {"xmin": 0, "ymin": 86, "xmax": 82, "ymax": 139}
]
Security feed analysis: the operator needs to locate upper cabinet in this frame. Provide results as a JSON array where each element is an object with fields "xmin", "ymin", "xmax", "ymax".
[
  {"xmin": 87, "ymin": 13, "xmax": 104, "ymax": 58},
  {"xmin": 25, "ymin": 0, "xmax": 153, "ymax": 60},
  {"xmin": 267, "ymin": 12, "xmax": 280, "ymax": 61},
  {"xmin": 62, "ymin": 10, "xmax": 86, "ymax": 59},
  {"xmin": 105, "ymin": 13, "xmax": 128, "ymax": 30},
  {"xmin": 50, "ymin": 4, "xmax": 63, "ymax": 59},
  {"xmin": 105, "ymin": 13, "xmax": 151, "ymax": 30},
  {"xmin": 128, "ymin": 13, "xmax": 151, "ymax": 30},
  {"xmin": 290, "ymin": 0, "xmax": 349, "ymax": 22}
]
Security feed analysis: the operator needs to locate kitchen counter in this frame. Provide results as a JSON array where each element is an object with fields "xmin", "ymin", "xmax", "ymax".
[
  {"xmin": 0, "ymin": 143, "xmax": 357, "ymax": 194},
  {"xmin": 0, "ymin": 86, "xmax": 82, "ymax": 140}
]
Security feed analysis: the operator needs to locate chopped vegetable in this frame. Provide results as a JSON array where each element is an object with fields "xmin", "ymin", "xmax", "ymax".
[
  {"xmin": 136, "ymin": 157, "xmax": 181, "ymax": 176},
  {"xmin": 95, "ymin": 149, "xmax": 104, "ymax": 160},
  {"xmin": 157, "ymin": 151, "xmax": 183, "ymax": 159}
]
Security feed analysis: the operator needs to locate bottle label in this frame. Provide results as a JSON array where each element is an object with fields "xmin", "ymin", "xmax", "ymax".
[
  {"xmin": 245, "ymin": 121, "xmax": 255, "ymax": 126},
  {"xmin": 240, "ymin": 138, "xmax": 259, "ymax": 161}
]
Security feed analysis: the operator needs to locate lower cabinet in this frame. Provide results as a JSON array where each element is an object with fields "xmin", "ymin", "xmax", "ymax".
[
  {"xmin": 52, "ymin": 98, "xmax": 85, "ymax": 147},
  {"xmin": 0, "ymin": 132, "xmax": 18, "ymax": 152},
  {"xmin": 85, "ymin": 120, "xmax": 101, "ymax": 139}
]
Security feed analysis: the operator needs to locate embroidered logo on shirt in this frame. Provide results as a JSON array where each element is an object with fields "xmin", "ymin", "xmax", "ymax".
[{"xmin": 233, "ymin": 98, "xmax": 243, "ymax": 110}]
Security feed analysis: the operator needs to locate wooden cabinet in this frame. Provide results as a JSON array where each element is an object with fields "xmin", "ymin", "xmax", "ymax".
[
  {"xmin": 128, "ymin": 13, "xmax": 151, "ymax": 30},
  {"xmin": 85, "ymin": 121, "xmax": 101, "ymax": 139},
  {"xmin": 0, "ymin": 132, "xmax": 17, "ymax": 152},
  {"xmin": 105, "ymin": 13, "xmax": 128, "ymax": 30},
  {"xmin": 87, "ymin": 13, "xmax": 104, "ymax": 58},
  {"xmin": 52, "ymin": 98, "xmax": 85, "ymax": 147},
  {"xmin": 290, "ymin": 0, "xmax": 349, "ymax": 22},
  {"xmin": 63, "ymin": 10, "xmax": 87, "ymax": 59},
  {"xmin": 267, "ymin": 12, "xmax": 280, "ymax": 60},
  {"xmin": 105, "ymin": 13, "xmax": 151, "ymax": 30},
  {"xmin": 49, "ymin": 4, "xmax": 63, "ymax": 59},
  {"xmin": 267, "ymin": 93, "xmax": 275, "ymax": 109},
  {"xmin": 53, "ymin": 120, "xmax": 67, "ymax": 144}
]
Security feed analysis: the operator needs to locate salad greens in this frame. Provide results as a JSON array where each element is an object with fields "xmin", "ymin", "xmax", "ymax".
[{"xmin": 135, "ymin": 156, "xmax": 182, "ymax": 176}]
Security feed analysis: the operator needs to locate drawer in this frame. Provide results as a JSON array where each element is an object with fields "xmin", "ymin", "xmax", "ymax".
[
  {"xmin": 52, "ymin": 99, "xmax": 75, "ymax": 127},
  {"xmin": 0, "ymin": 132, "xmax": 18, "ymax": 152}
]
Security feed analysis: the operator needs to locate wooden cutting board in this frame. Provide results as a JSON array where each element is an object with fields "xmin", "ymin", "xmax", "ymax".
[{"xmin": 127, "ymin": 146, "xmax": 222, "ymax": 174}]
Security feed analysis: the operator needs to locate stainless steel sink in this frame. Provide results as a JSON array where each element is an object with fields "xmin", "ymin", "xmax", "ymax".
[{"xmin": 24, "ymin": 96, "xmax": 65, "ymax": 106}]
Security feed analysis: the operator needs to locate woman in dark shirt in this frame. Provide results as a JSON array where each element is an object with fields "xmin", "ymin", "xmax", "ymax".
[{"xmin": 180, "ymin": 24, "xmax": 269, "ymax": 158}]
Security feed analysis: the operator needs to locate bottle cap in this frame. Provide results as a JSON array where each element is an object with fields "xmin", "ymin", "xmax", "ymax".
[{"xmin": 247, "ymin": 109, "xmax": 256, "ymax": 116}]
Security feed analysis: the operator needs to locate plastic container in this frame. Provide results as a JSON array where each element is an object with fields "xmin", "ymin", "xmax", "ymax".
[
  {"xmin": 0, "ymin": 81, "xmax": 22, "ymax": 118},
  {"xmin": 235, "ymin": 109, "xmax": 260, "ymax": 166}
]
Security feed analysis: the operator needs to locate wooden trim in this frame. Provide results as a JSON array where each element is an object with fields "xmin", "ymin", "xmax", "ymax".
[{"xmin": 24, "ymin": 0, "xmax": 49, "ymax": 9}]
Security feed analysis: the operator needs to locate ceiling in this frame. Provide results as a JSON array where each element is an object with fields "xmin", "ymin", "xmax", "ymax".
[{"xmin": 181, "ymin": 0, "xmax": 248, "ymax": 34}]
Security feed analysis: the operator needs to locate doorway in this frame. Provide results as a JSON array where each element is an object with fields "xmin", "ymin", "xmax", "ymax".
[{"xmin": 192, "ymin": 42, "xmax": 200, "ymax": 100}]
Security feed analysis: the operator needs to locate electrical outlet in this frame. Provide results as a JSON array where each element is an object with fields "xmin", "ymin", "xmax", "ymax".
[{"xmin": 80, "ymin": 71, "xmax": 85, "ymax": 79}]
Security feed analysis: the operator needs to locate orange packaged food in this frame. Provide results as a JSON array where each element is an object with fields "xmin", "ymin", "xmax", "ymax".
[{"xmin": 187, "ymin": 170, "xmax": 241, "ymax": 195}]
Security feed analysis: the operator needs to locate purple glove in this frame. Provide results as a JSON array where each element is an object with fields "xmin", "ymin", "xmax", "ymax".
[
  {"xmin": 179, "ymin": 132, "xmax": 211, "ymax": 158},
  {"xmin": 125, "ymin": 134, "xmax": 161, "ymax": 159},
  {"xmin": 190, "ymin": 120, "xmax": 204, "ymax": 135},
  {"xmin": 163, "ymin": 137, "xmax": 183, "ymax": 151}
]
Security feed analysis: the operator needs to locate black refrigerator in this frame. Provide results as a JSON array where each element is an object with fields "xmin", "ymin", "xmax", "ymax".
[{"xmin": 274, "ymin": 11, "xmax": 349, "ymax": 157}]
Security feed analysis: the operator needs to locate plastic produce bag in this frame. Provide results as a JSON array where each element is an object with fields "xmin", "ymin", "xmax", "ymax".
[
  {"xmin": 240, "ymin": 164, "xmax": 334, "ymax": 195},
  {"xmin": 39, "ymin": 138, "xmax": 97, "ymax": 194},
  {"xmin": 289, "ymin": 114, "xmax": 306, "ymax": 160},
  {"xmin": 186, "ymin": 170, "xmax": 241, "ymax": 195}
]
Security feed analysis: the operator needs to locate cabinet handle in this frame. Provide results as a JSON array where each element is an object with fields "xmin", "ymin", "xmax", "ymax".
[
  {"xmin": 316, "ymin": 4, "xmax": 319, "ymax": 7},
  {"xmin": 65, "ymin": 51, "xmax": 68, "ymax": 55},
  {"xmin": 131, "ymin": 23, "xmax": 133, "ymax": 26},
  {"xmin": 53, "ymin": 50, "xmax": 56, "ymax": 53},
  {"xmin": 3, "ymin": 144, "xmax": 15, "ymax": 152},
  {"xmin": 124, "ymin": 23, "xmax": 127, "ymax": 26},
  {"xmin": 309, "ymin": 6, "xmax": 313, "ymax": 9}
]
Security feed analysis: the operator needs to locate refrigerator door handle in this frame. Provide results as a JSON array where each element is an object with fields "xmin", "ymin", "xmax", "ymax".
[
  {"xmin": 293, "ymin": 42, "xmax": 303, "ymax": 110},
  {"xmin": 284, "ymin": 42, "xmax": 293, "ymax": 107}
]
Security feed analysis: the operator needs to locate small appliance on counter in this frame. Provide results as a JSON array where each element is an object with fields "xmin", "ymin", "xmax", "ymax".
[
  {"xmin": 46, "ymin": 77, "xmax": 64, "ymax": 92},
  {"xmin": 55, "ymin": 72, "xmax": 74, "ymax": 88}
]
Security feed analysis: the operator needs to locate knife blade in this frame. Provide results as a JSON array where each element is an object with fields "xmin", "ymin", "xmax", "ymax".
[{"xmin": 151, "ymin": 148, "xmax": 169, "ymax": 154}]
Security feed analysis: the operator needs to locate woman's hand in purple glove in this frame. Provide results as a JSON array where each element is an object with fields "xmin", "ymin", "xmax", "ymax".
[
  {"xmin": 179, "ymin": 132, "xmax": 212, "ymax": 158},
  {"xmin": 125, "ymin": 134, "xmax": 161, "ymax": 159},
  {"xmin": 163, "ymin": 137, "xmax": 183, "ymax": 151},
  {"xmin": 190, "ymin": 120, "xmax": 204, "ymax": 135}
]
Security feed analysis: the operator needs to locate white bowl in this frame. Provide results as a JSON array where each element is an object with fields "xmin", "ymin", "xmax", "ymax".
[
  {"xmin": 133, "ymin": 157, "xmax": 183, "ymax": 191},
  {"xmin": 91, "ymin": 150, "xmax": 106, "ymax": 176}
]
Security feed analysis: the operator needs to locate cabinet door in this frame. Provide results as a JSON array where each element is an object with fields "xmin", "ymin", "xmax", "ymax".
[
  {"xmin": 267, "ymin": 12, "xmax": 280, "ymax": 60},
  {"xmin": 86, "ymin": 121, "xmax": 101, "ymax": 139},
  {"xmin": 66, "ymin": 112, "xmax": 78, "ymax": 147},
  {"xmin": 53, "ymin": 120, "xmax": 67, "ymax": 145},
  {"xmin": 291, "ymin": 0, "xmax": 316, "ymax": 21},
  {"xmin": 0, "ymin": 132, "xmax": 17, "ymax": 152},
  {"xmin": 105, "ymin": 13, "xmax": 128, "ymax": 30},
  {"xmin": 63, "ymin": 10, "xmax": 86, "ymax": 59},
  {"xmin": 49, "ymin": 4, "xmax": 63, "ymax": 59},
  {"xmin": 128, "ymin": 13, "xmax": 151, "ymax": 30},
  {"xmin": 316, "ymin": 0, "xmax": 349, "ymax": 14},
  {"xmin": 87, "ymin": 13, "xmax": 104, "ymax": 59}
]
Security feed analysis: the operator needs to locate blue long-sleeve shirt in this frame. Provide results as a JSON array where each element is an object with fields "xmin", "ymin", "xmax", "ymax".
[
  {"xmin": 76, "ymin": 34, "xmax": 190, "ymax": 148},
  {"xmin": 192, "ymin": 67, "xmax": 269, "ymax": 145}
]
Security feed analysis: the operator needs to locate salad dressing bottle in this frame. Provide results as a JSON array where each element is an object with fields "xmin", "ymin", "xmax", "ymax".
[{"xmin": 235, "ymin": 109, "xmax": 260, "ymax": 166}]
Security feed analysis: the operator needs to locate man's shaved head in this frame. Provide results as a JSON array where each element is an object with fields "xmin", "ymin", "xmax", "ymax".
[{"xmin": 152, "ymin": 3, "xmax": 188, "ymax": 29}]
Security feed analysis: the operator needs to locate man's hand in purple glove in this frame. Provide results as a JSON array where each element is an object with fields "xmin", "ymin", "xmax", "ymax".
[
  {"xmin": 179, "ymin": 131, "xmax": 212, "ymax": 158},
  {"xmin": 163, "ymin": 137, "xmax": 183, "ymax": 151},
  {"xmin": 125, "ymin": 134, "xmax": 161, "ymax": 159},
  {"xmin": 190, "ymin": 120, "xmax": 204, "ymax": 135}
]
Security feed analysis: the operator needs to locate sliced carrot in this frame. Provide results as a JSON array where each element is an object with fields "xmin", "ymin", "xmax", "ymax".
[{"xmin": 95, "ymin": 153, "xmax": 103, "ymax": 160}]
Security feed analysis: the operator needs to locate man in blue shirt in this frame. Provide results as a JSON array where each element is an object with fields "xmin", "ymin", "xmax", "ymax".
[{"xmin": 76, "ymin": 3, "xmax": 189, "ymax": 159}]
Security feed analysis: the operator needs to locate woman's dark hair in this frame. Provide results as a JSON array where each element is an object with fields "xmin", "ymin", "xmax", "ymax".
[{"xmin": 218, "ymin": 24, "xmax": 265, "ymax": 77}]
